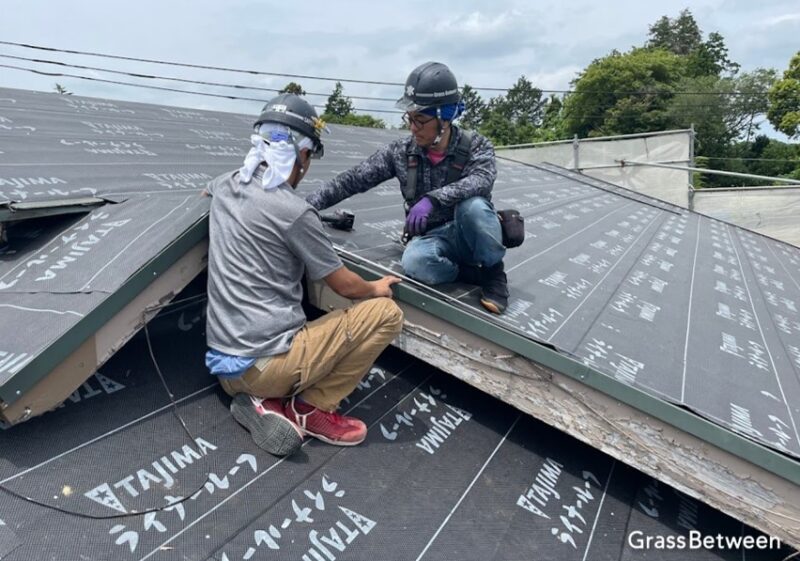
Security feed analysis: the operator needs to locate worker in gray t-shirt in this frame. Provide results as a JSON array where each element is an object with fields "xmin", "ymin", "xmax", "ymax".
[{"xmin": 205, "ymin": 94, "xmax": 403, "ymax": 457}]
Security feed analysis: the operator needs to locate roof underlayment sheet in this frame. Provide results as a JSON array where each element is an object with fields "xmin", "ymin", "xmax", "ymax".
[
  {"xmin": 0, "ymin": 87, "xmax": 799, "ymax": 555},
  {"xmin": 316, "ymin": 161, "xmax": 800, "ymax": 467},
  {"xmin": 0, "ymin": 277, "xmax": 794, "ymax": 559}
]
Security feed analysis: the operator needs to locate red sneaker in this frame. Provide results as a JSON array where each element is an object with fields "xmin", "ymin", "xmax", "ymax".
[
  {"xmin": 230, "ymin": 394, "xmax": 303, "ymax": 456},
  {"xmin": 286, "ymin": 397, "xmax": 367, "ymax": 446}
]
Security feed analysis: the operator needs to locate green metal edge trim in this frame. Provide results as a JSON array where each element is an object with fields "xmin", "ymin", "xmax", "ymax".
[
  {"xmin": 0, "ymin": 215, "xmax": 209, "ymax": 407},
  {"xmin": 343, "ymin": 257, "xmax": 800, "ymax": 487}
]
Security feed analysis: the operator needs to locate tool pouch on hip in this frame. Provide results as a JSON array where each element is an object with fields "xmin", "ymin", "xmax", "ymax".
[{"xmin": 497, "ymin": 209, "xmax": 524, "ymax": 248}]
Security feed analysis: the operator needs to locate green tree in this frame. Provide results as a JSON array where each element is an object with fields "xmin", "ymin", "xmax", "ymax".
[
  {"xmin": 324, "ymin": 81, "xmax": 354, "ymax": 118},
  {"xmin": 541, "ymin": 94, "xmax": 564, "ymax": 135},
  {"xmin": 54, "ymin": 83, "xmax": 72, "ymax": 95},
  {"xmin": 767, "ymin": 51, "xmax": 800, "ymax": 138},
  {"xmin": 459, "ymin": 83, "xmax": 486, "ymax": 130},
  {"xmin": 715, "ymin": 136, "xmax": 800, "ymax": 186},
  {"xmin": 646, "ymin": 9, "xmax": 702, "ymax": 56},
  {"xmin": 672, "ymin": 9, "xmax": 703, "ymax": 54},
  {"xmin": 322, "ymin": 113, "xmax": 386, "ymax": 129},
  {"xmin": 647, "ymin": 15, "xmax": 674, "ymax": 51},
  {"xmin": 647, "ymin": 10, "xmax": 737, "ymax": 77},
  {"xmin": 728, "ymin": 68, "xmax": 777, "ymax": 141},
  {"xmin": 477, "ymin": 75, "xmax": 546, "ymax": 145},
  {"xmin": 479, "ymin": 110, "xmax": 538, "ymax": 146},
  {"xmin": 557, "ymin": 8, "xmax": 782, "ymax": 186},
  {"xmin": 748, "ymin": 134, "xmax": 771, "ymax": 159},
  {"xmin": 686, "ymin": 31, "xmax": 739, "ymax": 77},
  {"xmin": 665, "ymin": 75, "xmax": 735, "ymax": 159},
  {"xmin": 742, "ymin": 136, "xmax": 799, "ymax": 178},
  {"xmin": 561, "ymin": 48, "xmax": 685, "ymax": 137},
  {"xmin": 485, "ymin": 76, "xmax": 545, "ymax": 126},
  {"xmin": 279, "ymin": 82, "xmax": 305, "ymax": 95},
  {"xmin": 660, "ymin": 70, "xmax": 775, "ymax": 179}
]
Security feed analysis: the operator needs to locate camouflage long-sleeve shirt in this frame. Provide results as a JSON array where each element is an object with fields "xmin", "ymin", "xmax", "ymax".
[{"xmin": 305, "ymin": 126, "xmax": 497, "ymax": 231}]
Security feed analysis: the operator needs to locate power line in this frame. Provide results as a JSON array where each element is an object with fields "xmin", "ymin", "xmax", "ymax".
[
  {"xmin": 0, "ymin": 40, "xmax": 771, "ymax": 97},
  {"xmin": 0, "ymin": 53, "xmax": 398, "ymax": 102},
  {"xmin": 4, "ymin": 62, "xmax": 774, "ymax": 132},
  {"xmin": 1, "ymin": 52, "xmax": 765, "ymax": 111},
  {"xmin": 0, "ymin": 62, "xmax": 260, "ymax": 101},
  {"xmin": 0, "ymin": 40, "xmax": 406, "ymax": 87},
  {"xmin": 1, "ymin": 49, "xmax": 777, "ymax": 126},
  {"xmin": 2, "ymin": 61, "xmax": 787, "ymax": 154},
  {"xmin": 4, "ymin": 52, "xmax": 769, "ymax": 115},
  {"xmin": 0, "ymin": 63, "xmax": 404, "ymax": 114},
  {"xmin": 522, "ymin": 88, "xmax": 768, "ymax": 97},
  {"xmin": 0, "ymin": 60, "xmax": 767, "ymax": 123},
  {"xmin": 700, "ymin": 156, "xmax": 800, "ymax": 163}
]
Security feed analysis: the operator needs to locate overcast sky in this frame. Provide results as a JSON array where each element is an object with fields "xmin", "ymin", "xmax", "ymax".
[{"xmin": 1, "ymin": 0, "xmax": 798, "ymax": 137}]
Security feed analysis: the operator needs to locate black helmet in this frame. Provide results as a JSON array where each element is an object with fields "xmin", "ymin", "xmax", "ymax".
[
  {"xmin": 254, "ymin": 93, "xmax": 327, "ymax": 157},
  {"xmin": 395, "ymin": 62, "xmax": 461, "ymax": 112}
]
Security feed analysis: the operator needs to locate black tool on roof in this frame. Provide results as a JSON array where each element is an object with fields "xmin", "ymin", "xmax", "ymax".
[{"xmin": 320, "ymin": 210, "xmax": 355, "ymax": 231}]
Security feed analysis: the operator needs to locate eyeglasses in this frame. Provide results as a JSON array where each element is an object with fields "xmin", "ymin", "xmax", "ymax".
[{"xmin": 403, "ymin": 112, "xmax": 436, "ymax": 128}]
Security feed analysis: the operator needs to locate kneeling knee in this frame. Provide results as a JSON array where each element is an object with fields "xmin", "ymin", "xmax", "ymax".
[
  {"xmin": 376, "ymin": 298, "xmax": 404, "ymax": 332},
  {"xmin": 402, "ymin": 252, "xmax": 454, "ymax": 285},
  {"xmin": 401, "ymin": 253, "xmax": 429, "ymax": 282},
  {"xmin": 456, "ymin": 196, "xmax": 490, "ymax": 219}
]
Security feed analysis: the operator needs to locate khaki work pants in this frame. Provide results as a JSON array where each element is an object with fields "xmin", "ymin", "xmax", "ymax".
[{"xmin": 219, "ymin": 297, "xmax": 403, "ymax": 411}]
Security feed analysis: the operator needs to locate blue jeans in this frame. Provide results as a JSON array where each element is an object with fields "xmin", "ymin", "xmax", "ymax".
[{"xmin": 401, "ymin": 197, "xmax": 506, "ymax": 285}]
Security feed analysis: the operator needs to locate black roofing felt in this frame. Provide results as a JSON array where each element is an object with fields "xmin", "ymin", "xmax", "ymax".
[
  {"xmin": 0, "ymin": 276, "xmax": 791, "ymax": 560},
  {"xmin": 0, "ymin": 88, "xmax": 400, "ymax": 402},
  {"xmin": 312, "ymin": 165, "xmax": 800, "ymax": 464},
  {"xmin": 1, "ymin": 87, "xmax": 799, "ymax": 466}
]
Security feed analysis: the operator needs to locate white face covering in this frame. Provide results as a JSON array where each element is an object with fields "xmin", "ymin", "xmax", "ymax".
[{"xmin": 238, "ymin": 123, "xmax": 314, "ymax": 190}]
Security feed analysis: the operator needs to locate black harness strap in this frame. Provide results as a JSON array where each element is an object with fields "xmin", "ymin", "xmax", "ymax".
[
  {"xmin": 402, "ymin": 147, "xmax": 419, "ymax": 204},
  {"xmin": 446, "ymin": 130, "xmax": 473, "ymax": 186}
]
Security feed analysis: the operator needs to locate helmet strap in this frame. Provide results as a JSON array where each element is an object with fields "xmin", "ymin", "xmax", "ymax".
[
  {"xmin": 282, "ymin": 130, "xmax": 305, "ymax": 187},
  {"xmin": 293, "ymin": 142, "xmax": 304, "ymax": 175},
  {"xmin": 432, "ymin": 107, "xmax": 445, "ymax": 146},
  {"xmin": 282, "ymin": 129, "xmax": 305, "ymax": 174}
]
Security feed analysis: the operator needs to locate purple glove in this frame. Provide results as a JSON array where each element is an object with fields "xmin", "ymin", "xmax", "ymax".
[{"xmin": 406, "ymin": 197, "xmax": 434, "ymax": 237}]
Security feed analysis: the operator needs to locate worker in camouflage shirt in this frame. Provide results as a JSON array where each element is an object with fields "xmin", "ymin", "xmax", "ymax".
[{"xmin": 307, "ymin": 62, "xmax": 509, "ymax": 314}]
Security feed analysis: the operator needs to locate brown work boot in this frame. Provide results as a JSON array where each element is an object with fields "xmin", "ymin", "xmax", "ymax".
[
  {"xmin": 286, "ymin": 397, "xmax": 367, "ymax": 446},
  {"xmin": 230, "ymin": 394, "xmax": 304, "ymax": 456}
]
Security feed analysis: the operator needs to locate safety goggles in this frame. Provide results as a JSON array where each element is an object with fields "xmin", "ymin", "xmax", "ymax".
[{"xmin": 309, "ymin": 141, "xmax": 324, "ymax": 159}]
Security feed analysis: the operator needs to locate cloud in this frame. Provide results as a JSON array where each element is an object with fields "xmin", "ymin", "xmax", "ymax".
[
  {"xmin": 410, "ymin": 9, "xmax": 546, "ymax": 64},
  {"xmin": 444, "ymin": 10, "xmax": 521, "ymax": 34},
  {"xmin": 530, "ymin": 65, "xmax": 585, "ymax": 92},
  {"xmin": 759, "ymin": 12, "xmax": 800, "ymax": 27},
  {"xmin": 1, "ymin": 0, "xmax": 798, "ymax": 134}
]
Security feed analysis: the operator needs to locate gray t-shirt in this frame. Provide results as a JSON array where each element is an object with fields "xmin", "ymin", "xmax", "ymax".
[{"xmin": 205, "ymin": 167, "xmax": 343, "ymax": 357}]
